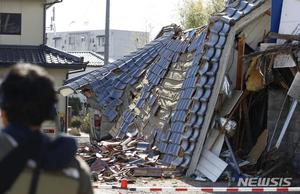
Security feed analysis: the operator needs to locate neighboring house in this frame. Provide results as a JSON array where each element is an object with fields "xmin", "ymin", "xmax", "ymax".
[
  {"xmin": 0, "ymin": 0, "xmax": 87, "ymax": 131},
  {"xmin": 60, "ymin": 0, "xmax": 272, "ymax": 178},
  {"xmin": 47, "ymin": 30, "xmax": 149, "ymax": 60},
  {"xmin": 66, "ymin": 51, "xmax": 108, "ymax": 110},
  {"xmin": 67, "ymin": 51, "xmax": 108, "ymax": 79}
]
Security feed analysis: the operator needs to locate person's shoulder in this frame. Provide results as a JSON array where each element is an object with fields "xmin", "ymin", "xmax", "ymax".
[
  {"xmin": 75, "ymin": 156, "xmax": 90, "ymax": 174},
  {"xmin": 66, "ymin": 155, "xmax": 90, "ymax": 173},
  {"xmin": 67, "ymin": 156, "xmax": 93, "ymax": 194},
  {"xmin": 0, "ymin": 131, "xmax": 16, "ymax": 160}
]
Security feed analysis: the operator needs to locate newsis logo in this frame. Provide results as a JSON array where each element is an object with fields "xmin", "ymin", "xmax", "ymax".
[{"xmin": 237, "ymin": 177, "xmax": 292, "ymax": 187}]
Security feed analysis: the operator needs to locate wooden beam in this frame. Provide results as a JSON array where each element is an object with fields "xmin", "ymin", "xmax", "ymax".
[
  {"xmin": 244, "ymin": 44, "xmax": 300, "ymax": 59},
  {"xmin": 236, "ymin": 35, "xmax": 245, "ymax": 150},
  {"xmin": 268, "ymin": 32, "xmax": 300, "ymax": 42},
  {"xmin": 186, "ymin": 0, "xmax": 272, "ymax": 176},
  {"xmin": 236, "ymin": 35, "xmax": 246, "ymax": 90}
]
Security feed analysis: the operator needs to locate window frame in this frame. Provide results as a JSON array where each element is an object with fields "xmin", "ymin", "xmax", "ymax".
[
  {"xmin": 0, "ymin": 12, "xmax": 22, "ymax": 35},
  {"xmin": 69, "ymin": 36, "xmax": 75, "ymax": 45},
  {"xmin": 96, "ymin": 35, "xmax": 105, "ymax": 47}
]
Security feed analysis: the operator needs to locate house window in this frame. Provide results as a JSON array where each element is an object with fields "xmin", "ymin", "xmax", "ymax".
[
  {"xmin": 53, "ymin": 37, "xmax": 62, "ymax": 48},
  {"xmin": 96, "ymin": 35, "xmax": 105, "ymax": 47},
  {"xmin": 0, "ymin": 13, "xmax": 21, "ymax": 35},
  {"xmin": 69, "ymin": 36, "xmax": 75, "ymax": 45}
]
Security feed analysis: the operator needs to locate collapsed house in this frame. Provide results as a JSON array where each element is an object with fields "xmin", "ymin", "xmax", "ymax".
[{"xmin": 59, "ymin": 0, "xmax": 300, "ymax": 183}]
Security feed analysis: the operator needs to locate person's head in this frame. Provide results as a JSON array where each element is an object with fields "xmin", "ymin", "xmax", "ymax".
[{"xmin": 0, "ymin": 63, "xmax": 57, "ymax": 128}]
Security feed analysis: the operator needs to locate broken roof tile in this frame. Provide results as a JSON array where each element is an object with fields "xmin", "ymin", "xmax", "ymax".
[
  {"xmin": 176, "ymin": 99, "xmax": 191, "ymax": 111},
  {"xmin": 63, "ymin": 0, "xmax": 268, "ymax": 171},
  {"xmin": 170, "ymin": 122, "xmax": 185, "ymax": 133}
]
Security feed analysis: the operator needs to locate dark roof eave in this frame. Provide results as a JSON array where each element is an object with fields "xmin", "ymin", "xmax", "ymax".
[
  {"xmin": 43, "ymin": 63, "xmax": 86, "ymax": 69},
  {"xmin": 0, "ymin": 62, "xmax": 86, "ymax": 70},
  {"xmin": 0, "ymin": 44, "xmax": 86, "ymax": 68}
]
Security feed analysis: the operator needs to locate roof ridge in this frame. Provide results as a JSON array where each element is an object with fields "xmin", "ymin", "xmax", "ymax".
[{"xmin": 45, "ymin": 45, "xmax": 84, "ymax": 63}]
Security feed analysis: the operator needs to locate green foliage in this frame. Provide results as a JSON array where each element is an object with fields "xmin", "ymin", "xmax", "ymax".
[
  {"xmin": 68, "ymin": 97, "xmax": 82, "ymax": 116},
  {"xmin": 70, "ymin": 116, "xmax": 82, "ymax": 128},
  {"xmin": 179, "ymin": 0, "xmax": 226, "ymax": 29},
  {"xmin": 207, "ymin": 0, "xmax": 226, "ymax": 14},
  {"xmin": 81, "ymin": 113, "xmax": 91, "ymax": 134},
  {"xmin": 179, "ymin": 0, "xmax": 208, "ymax": 29}
]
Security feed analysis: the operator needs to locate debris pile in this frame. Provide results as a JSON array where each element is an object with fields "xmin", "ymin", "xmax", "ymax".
[
  {"xmin": 77, "ymin": 136, "xmax": 182, "ymax": 182},
  {"xmin": 63, "ymin": 0, "xmax": 300, "ymax": 186}
]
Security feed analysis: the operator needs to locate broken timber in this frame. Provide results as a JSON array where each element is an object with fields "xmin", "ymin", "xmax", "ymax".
[
  {"xmin": 186, "ymin": 1, "xmax": 271, "ymax": 176},
  {"xmin": 236, "ymin": 35, "xmax": 246, "ymax": 90},
  {"xmin": 244, "ymin": 44, "xmax": 300, "ymax": 59},
  {"xmin": 268, "ymin": 32, "xmax": 300, "ymax": 42}
]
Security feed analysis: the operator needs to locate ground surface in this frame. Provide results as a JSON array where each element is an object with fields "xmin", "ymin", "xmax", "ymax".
[
  {"xmin": 93, "ymin": 178, "xmax": 299, "ymax": 194},
  {"xmin": 71, "ymin": 135, "xmax": 299, "ymax": 194},
  {"xmin": 93, "ymin": 178, "xmax": 224, "ymax": 194}
]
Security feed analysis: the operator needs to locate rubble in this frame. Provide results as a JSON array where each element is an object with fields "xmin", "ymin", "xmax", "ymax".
[
  {"xmin": 77, "ymin": 136, "xmax": 182, "ymax": 182},
  {"xmin": 62, "ymin": 0, "xmax": 300, "ymax": 185}
]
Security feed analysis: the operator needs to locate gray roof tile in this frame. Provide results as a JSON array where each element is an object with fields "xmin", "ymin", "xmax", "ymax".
[
  {"xmin": 62, "ymin": 0, "xmax": 266, "ymax": 169},
  {"xmin": 68, "ymin": 51, "xmax": 105, "ymax": 67},
  {"xmin": 0, "ymin": 44, "xmax": 85, "ymax": 69}
]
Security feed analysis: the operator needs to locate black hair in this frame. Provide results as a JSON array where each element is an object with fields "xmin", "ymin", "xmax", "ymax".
[{"xmin": 0, "ymin": 64, "xmax": 57, "ymax": 126}]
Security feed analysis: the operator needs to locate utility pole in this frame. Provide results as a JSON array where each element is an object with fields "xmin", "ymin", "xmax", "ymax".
[{"xmin": 104, "ymin": 0, "xmax": 110, "ymax": 65}]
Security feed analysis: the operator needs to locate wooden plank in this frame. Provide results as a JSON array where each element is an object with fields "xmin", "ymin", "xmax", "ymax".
[
  {"xmin": 248, "ymin": 129, "xmax": 268, "ymax": 164},
  {"xmin": 236, "ymin": 35, "xmax": 246, "ymax": 90},
  {"xmin": 204, "ymin": 128, "xmax": 225, "ymax": 156},
  {"xmin": 210, "ymin": 133, "xmax": 225, "ymax": 156},
  {"xmin": 219, "ymin": 90, "xmax": 243, "ymax": 117},
  {"xmin": 241, "ymin": 100, "xmax": 253, "ymax": 149},
  {"xmin": 268, "ymin": 32, "xmax": 300, "ymax": 42},
  {"xmin": 204, "ymin": 128, "xmax": 220, "ymax": 149},
  {"xmin": 244, "ymin": 43, "xmax": 300, "ymax": 59},
  {"xmin": 186, "ymin": 0, "xmax": 271, "ymax": 176}
]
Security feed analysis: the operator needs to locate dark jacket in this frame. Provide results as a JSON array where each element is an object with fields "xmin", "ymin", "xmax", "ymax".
[{"xmin": 0, "ymin": 125, "xmax": 93, "ymax": 194}]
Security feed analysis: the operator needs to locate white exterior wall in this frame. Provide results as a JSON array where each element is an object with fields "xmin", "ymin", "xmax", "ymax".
[
  {"xmin": 47, "ymin": 30, "xmax": 149, "ymax": 60},
  {"xmin": 0, "ymin": 0, "xmax": 44, "ymax": 45},
  {"xmin": 47, "ymin": 69, "xmax": 68, "ymax": 116},
  {"xmin": 110, "ymin": 30, "xmax": 149, "ymax": 60},
  {"xmin": 279, "ymin": 0, "xmax": 300, "ymax": 35}
]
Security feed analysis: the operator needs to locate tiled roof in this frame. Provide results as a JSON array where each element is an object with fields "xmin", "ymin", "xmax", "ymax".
[
  {"xmin": 0, "ymin": 45, "xmax": 86, "ymax": 69},
  {"xmin": 158, "ymin": 0, "xmax": 266, "ymax": 168},
  {"xmin": 116, "ymin": 26, "xmax": 207, "ymax": 166},
  {"xmin": 111, "ymin": 0, "xmax": 263, "ymax": 168},
  {"xmin": 68, "ymin": 51, "xmax": 105, "ymax": 67},
  {"xmin": 61, "ymin": 0, "xmax": 268, "ymax": 171},
  {"xmin": 62, "ymin": 31, "xmax": 172, "ymax": 121}
]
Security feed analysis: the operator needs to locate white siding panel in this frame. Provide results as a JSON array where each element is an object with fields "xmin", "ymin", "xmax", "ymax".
[
  {"xmin": 196, "ymin": 149, "xmax": 228, "ymax": 182},
  {"xmin": 279, "ymin": 0, "xmax": 300, "ymax": 34},
  {"xmin": 0, "ymin": 0, "xmax": 44, "ymax": 45}
]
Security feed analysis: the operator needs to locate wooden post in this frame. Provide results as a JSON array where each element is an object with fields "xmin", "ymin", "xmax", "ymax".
[
  {"xmin": 236, "ymin": 35, "xmax": 246, "ymax": 90},
  {"xmin": 186, "ymin": 1, "xmax": 271, "ymax": 176},
  {"xmin": 235, "ymin": 35, "xmax": 246, "ymax": 149}
]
